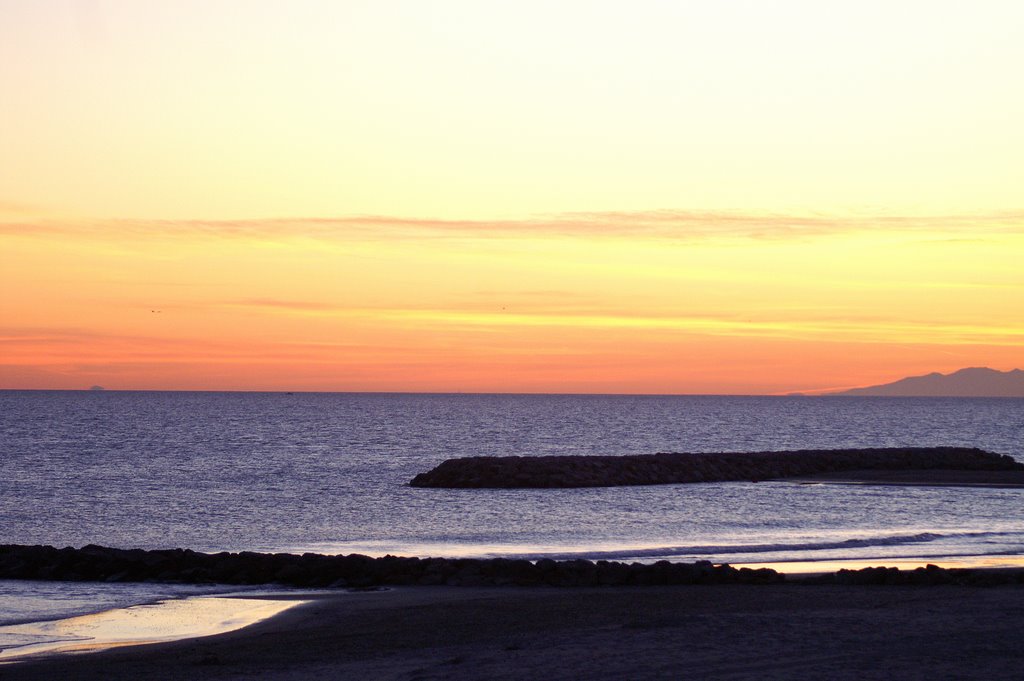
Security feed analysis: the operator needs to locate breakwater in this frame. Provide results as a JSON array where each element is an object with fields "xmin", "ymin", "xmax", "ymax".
[
  {"xmin": 2, "ymin": 545, "xmax": 1023, "ymax": 589},
  {"xmin": 409, "ymin": 447, "xmax": 1022, "ymax": 488},
  {"xmin": 0, "ymin": 544, "xmax": 780, "ymax": 587}
]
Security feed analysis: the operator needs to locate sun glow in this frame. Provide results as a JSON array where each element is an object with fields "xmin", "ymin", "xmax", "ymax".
[
  {"xmin": 3, "ymin": 212, "xmax": 1021, "ymax": 393},
  {"xmin": 2, "ymin": 2, "xmax": 1022, "ymax": 392}
]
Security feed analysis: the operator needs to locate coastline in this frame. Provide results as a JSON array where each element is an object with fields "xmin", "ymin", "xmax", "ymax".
[
  {"xmin": 0, "ymin": 594, "xmax": 308, "ymax": 662},
  {"xmin": 4, "ymin": 583, "xmax": 1024, "ymax": 680},
  {"xmin": 3, "ymin": 457, "xmax": 1022, "ymax": 678}
]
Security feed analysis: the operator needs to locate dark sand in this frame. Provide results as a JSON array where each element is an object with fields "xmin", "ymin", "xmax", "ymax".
[{"xmin": 5, "ymin": 584, "xmax": 1024, "ymax": 680}]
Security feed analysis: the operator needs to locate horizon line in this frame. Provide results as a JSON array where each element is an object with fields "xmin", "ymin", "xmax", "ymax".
[{"xmin": 3, "ymin": 387, "xmax": 1021, "ymax": 399}]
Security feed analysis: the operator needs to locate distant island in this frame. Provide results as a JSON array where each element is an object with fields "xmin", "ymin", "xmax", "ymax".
[{"xmin": 834, "ymin": 367, "xmax": 1024, "ymax": 397}]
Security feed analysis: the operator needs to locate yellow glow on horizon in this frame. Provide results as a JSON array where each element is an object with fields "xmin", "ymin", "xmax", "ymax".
[
  {"xmin": 3, "ymin": 211, "xmax": 1022, "ymax": 393},
  {"xmin": 1, "ymin": 3, "xmax": 1022, "ymax": 392}
]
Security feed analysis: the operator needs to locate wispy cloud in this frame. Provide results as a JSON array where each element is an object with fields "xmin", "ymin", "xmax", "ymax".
[
  {"xmin": 231, "ymin": 298, "xmax": 342, "ymax": 312},
  {"xmin": 0, "ymin": 200, "xmax": 41, "ymax": 216},
  {"xmin": 214, "ymin": 301, "xmax": 1024, "ymax": 346},
  {"xmin": 3, "ymin": 209, "xmax": 1023, "ymax": 242}
]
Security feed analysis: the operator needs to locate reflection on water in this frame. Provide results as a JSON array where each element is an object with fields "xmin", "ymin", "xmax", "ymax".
[
  {"xmin": 3, "ymin": 391, "xmax": 1024, "ymax": 627},
  {"xmin": 736, "ymin": 555, "xmax": 1024, "ymax": 575},
  {"xmin": 3, "ymin": 392, "xmax": 1021, "ymax": 559},
  {"xmin": 0, "ymin": 596, "xmax": 307, "ymax": 662}
]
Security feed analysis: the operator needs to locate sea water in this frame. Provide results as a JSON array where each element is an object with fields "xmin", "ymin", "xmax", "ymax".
[
  {"xmin": 0, "ymin": 581, "xmax": 306, "ymax": 660},
  {"xmin": 2, "ymin": 390, "xmax": 1023, "ymax": 636}
]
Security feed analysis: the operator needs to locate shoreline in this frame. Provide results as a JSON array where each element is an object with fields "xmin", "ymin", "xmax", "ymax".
[
  {"xmin": 4, "ymin": 583, "xmax": 1024, "ymax": 680},
  {"xmin": 0, "ymin": 595, "xmax": 307, "ymax": 662},
  {"xmin": 737, "ymin": 555, "xmax": 1024, "ymax": 575}
]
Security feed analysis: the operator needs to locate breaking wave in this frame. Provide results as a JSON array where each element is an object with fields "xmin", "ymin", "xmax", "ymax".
[{"xmin": 502, "ymin": 530, "xmax": 1022, "ymax": 562}]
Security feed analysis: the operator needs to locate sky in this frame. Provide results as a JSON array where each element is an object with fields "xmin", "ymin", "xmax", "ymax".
[{"xmin": 2, "ymin": 0, "xmax": 1022, "ymax": 393}]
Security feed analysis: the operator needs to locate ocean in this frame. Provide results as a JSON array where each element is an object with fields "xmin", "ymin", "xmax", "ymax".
[{"xmin": 2, "ymin": 390, "xmax": 1023, "ymax": 640}]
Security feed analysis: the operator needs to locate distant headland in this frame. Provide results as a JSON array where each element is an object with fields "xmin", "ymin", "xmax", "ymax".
[{"xmin": 833, "ymin": 367, "xmax": 1024, "ymax": 397}]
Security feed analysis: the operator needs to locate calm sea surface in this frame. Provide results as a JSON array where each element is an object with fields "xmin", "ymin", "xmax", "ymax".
[{"xmin": 2, "ymin": 390, "xmax": 1023, "ymax": 632}]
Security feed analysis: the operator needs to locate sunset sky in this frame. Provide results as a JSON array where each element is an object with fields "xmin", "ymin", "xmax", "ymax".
[{"xmin": 2, "ymin": 1, "xmax": 1022, "ymax": 393}]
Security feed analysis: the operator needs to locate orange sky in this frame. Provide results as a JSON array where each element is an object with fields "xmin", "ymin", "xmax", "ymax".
[
  {"xmin": 3, "ymin": 212, "xmax": 1021, "ymax": 393},
  {"xmin": 2, "ymin": 2, "xmax": 1022, "ymax": 393}
]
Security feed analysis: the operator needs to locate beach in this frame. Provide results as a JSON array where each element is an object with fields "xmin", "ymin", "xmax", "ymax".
[
  {"xmin": 4, "ymin": 392, "xmax": 1023, "ymax": 679},
  {"xmin": 4, "ymin": 583, "xmax": 1024, "ymax": 680}
]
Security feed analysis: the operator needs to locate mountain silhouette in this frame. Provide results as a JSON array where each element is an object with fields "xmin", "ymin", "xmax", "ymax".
[{"xmin": 836, "ymin": 367, "xmax": 1024, "ymax": 397}]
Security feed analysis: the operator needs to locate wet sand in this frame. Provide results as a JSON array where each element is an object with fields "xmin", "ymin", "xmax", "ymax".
[
  {"xmin": 0, "ymin": 596, "xmax": 307, "ymax": 661},
  {"xmin": 4, "ymin": 583, "xmax": 1024, "ymax": 680}
]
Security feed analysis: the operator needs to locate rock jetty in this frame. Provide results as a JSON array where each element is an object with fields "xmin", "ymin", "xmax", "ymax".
[
  {"xmin": 2, "ymin": 545, "xmax": 1022, "ymax": 589},
  {"xmin": 0, "ymin": 544, "xmax": 780, "ymax": 588},
  {"xmin": 409, "ymin": 447, "xmax": 1023, "ymax": 488}
]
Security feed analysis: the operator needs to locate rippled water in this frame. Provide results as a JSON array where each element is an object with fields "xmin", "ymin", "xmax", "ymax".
[
  {"xmin": 0, "ymin": 581, "xmax": 240, "ymax": 627},
  {"xmin": 2, "ymin": 390, "xmax": 1023, "ymax": 634},
  {"xmin": 2, "ymin": 390, "xmax": 1022, "ymax": 561}
]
